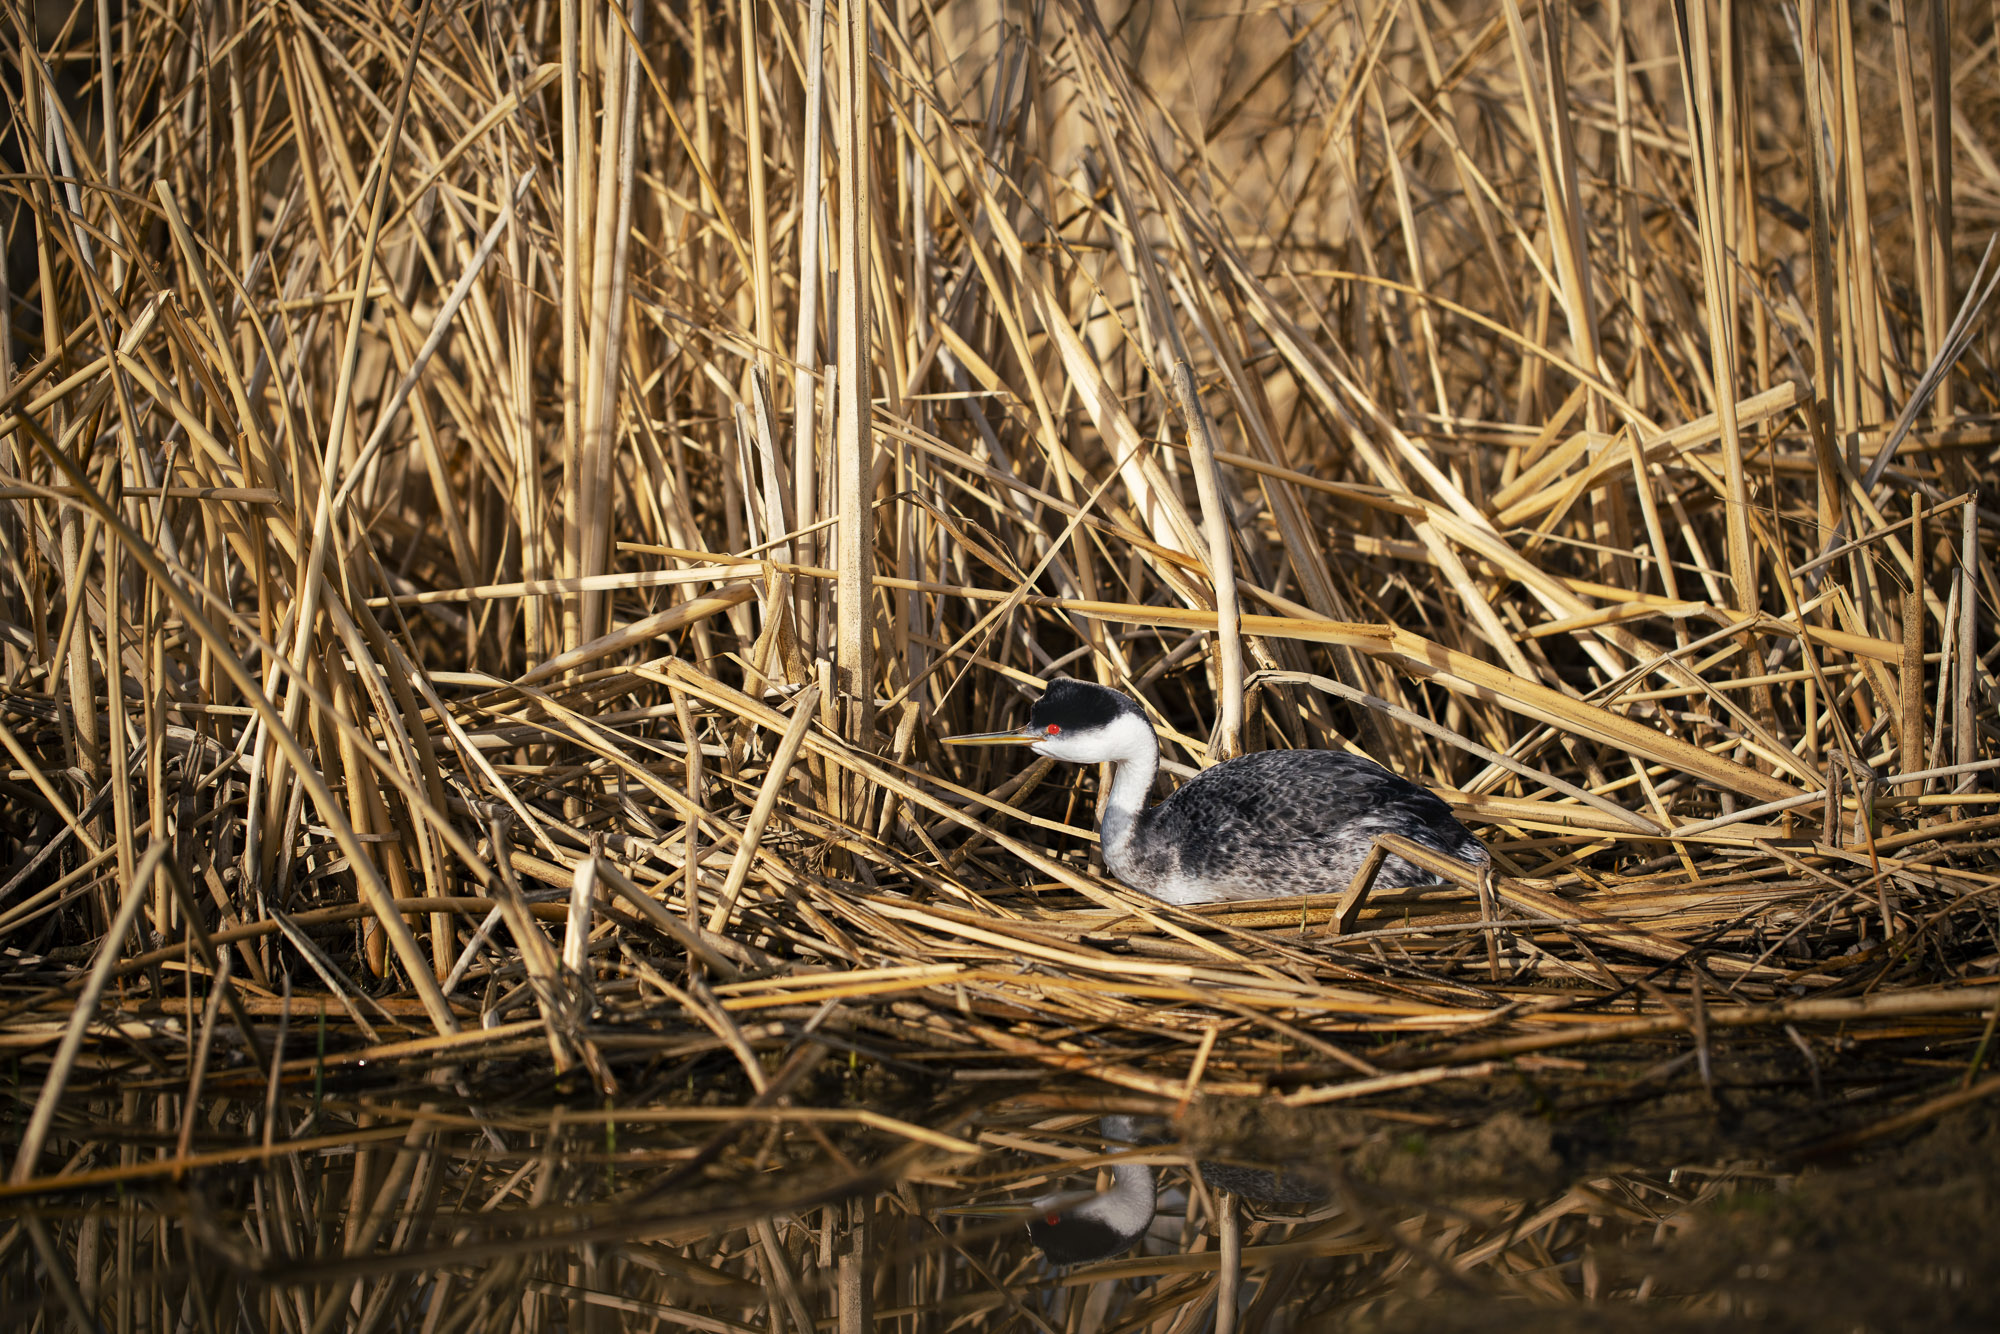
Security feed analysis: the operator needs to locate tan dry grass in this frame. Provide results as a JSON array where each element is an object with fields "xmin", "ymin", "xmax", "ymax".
[{"xmin": 2, "ymin": 0, "xmax": 2000, "ymax": 1328}]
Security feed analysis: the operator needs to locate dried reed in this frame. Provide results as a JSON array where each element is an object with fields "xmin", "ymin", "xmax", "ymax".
[{"xmin": 3, "ymin": 0, "xmax": 1999, "ymax": 1328}]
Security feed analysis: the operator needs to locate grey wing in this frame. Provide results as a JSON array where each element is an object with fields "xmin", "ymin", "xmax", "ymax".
[
  {"xmin": 1147, "ymin": 751, "xmax": 1482, "ymax": 897},
  {"xmin": 1197, "ymin": 1160, "xmax": 1327, "ymax": 1205}
]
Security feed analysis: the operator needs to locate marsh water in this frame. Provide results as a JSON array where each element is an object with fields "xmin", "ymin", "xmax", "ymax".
[{"xmin": 9, "ymin": 1019, "xmax": 1997, "ymax": 1333}]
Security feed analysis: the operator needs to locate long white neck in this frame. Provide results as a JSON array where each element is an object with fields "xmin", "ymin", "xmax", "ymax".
[
  {"xmin": 1083, "ymin": 1134, "xmax": 1157, "ymax": 1237},
  {"xmin": 1094, "ymin": 713, "xmax": 1160, "ymax": 883}
]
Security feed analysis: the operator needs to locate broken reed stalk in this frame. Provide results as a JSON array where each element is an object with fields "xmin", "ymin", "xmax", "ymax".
[{"xmin": 0, "ymin": 0, "xmax": 1997, "ymax": 1328}]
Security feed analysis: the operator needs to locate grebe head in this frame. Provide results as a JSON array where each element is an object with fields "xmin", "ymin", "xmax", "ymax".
[
  {"xmin": 946, "ymin": 678, "xmax": 1156, "ymax": 766},
  {"xmin": 1025, "ymin": 679, "xmax": 1154, "ymax": 764},
  {"xmin": 1024, "ymin": 1115, "xmax": 1156, "ymax": 1264},
  {"xmin": 1024, "ymin": 1193, "xmax": 1148, "ymax": 1264}
]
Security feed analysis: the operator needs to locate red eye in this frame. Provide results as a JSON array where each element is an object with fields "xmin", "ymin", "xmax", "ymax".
[
  {"xmin": 1044, "ymin": 1212, "xmax": 1062, "ymax": 1224},
  {"xmin": 1044, "ymin": 724, "xmax": 1061, "ymax": 736}
]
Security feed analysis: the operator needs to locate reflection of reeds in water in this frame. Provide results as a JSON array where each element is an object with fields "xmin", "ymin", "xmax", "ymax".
[{"xmin": 3, "ymin": 0, "xmax": 1999, "ymax": 1327}]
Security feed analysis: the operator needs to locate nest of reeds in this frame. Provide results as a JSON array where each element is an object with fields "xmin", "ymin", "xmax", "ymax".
[{"xmin": 4, "ymin": 0, "xmax": 2000, "ymax": 1329}]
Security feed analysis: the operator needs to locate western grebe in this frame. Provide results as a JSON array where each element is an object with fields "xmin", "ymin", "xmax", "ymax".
[{"xmin": 947, "ymin": 678, "xmax": 1486, "ymax": 903}]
